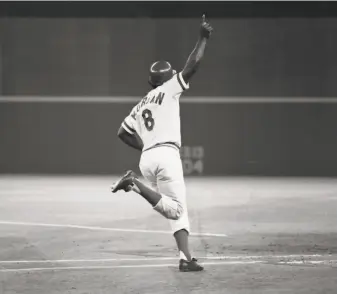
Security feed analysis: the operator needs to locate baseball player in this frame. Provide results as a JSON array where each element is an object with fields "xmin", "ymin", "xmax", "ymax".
[{"xmin": 111, "ymin": 15, "xmax": 213, "ymax": 272}]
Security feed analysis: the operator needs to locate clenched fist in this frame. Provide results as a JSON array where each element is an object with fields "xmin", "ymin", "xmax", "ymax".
[{"xmin": 200, "ymin": 14, "xmax": 213, "ymax": 39}]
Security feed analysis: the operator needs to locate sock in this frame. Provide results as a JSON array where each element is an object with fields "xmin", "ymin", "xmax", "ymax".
[
  {"xmin": 174, "ymin": 229, "xmax": 192, "ymax": 261},
  {"xmin": 179, "ymin": 250, "xmax": 188, "ymax": 261}
]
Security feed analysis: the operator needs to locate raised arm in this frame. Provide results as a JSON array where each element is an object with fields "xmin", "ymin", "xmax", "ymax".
[{"xmin": 181, "ymin": 15, "xmax": 213, "ymax": 83}]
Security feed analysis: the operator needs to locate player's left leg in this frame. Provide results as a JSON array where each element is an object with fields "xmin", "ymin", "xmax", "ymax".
[
  {"xmin": 111, "ymin": 168, "xmax": 184, "ymax": 220},
  {"xmin": 112, "ymin": 148, "xmax": 185, "ymax": 221},
  {"xmin": 111, "ymin": 170, "xmax": 162, "ymax": 207}
]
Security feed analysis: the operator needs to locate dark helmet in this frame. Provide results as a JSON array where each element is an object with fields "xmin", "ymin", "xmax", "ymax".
[{"xmin": 148, "ymin": 60, "xmax": 175, "ymax": 87}]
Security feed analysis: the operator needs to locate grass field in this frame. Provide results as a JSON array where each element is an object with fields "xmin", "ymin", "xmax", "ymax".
[{"xmin": 0, "ymin": 175, "xmax": 336, "ymax": 294}]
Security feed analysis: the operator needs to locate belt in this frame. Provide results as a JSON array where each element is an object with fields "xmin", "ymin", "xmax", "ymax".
[{"xmin": 143, "ymin": 142, "xmax": 180, "ymax": 153}]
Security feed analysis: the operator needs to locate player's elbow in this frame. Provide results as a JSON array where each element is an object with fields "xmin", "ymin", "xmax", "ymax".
[
  {"xmin": 195, "ymin": 52, "xmax": 204, "ymax": 63},
  {"xmin": 190, "ymin": 50, "xmax": 204, "ymax": 67},
  {"xmin": 186, "ymin": 57, "xmax": 201, "ymax": 70},
  {"xmin": 192, "ymin": 57, "xmax": 203, "ymax": 73},
  {"xmin": 117, "ymin": 128, "xmax": 129, "ymax": 146},
  {"xmin": 182, "ymin": 59, "xmax": 201, "ymax": 82},
  {"xmin": 118, "ymin": 132, "xmax": 129, "ymax": 147},
  {"xmin": 117, "ymin": 126, "xmax": 125, "ymax": 138}
]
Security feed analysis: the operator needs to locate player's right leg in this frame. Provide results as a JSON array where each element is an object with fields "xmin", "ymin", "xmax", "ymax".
[
  {"xmin": 111, "ymin": 148, "xmax": 203, "ymax": 271},
  {"xmin": 155, "ymin": 150, "xmax": 203, "ymax": 271},
  {"xmin": 138, "ymin": 149, "xmax": 185, "ymax": 220},
  {"xmin": 144, "ymin": 147, "xmax": 203, "ymax": 271}
]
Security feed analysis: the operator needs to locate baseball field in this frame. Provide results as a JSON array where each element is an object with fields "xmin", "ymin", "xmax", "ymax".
[{"xmin": 0, "ymin": 175, "xmax": 336, "ymax": 293}]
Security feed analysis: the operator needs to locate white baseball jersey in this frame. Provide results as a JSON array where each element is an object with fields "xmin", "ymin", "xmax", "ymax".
[{"xmin": 121, "ymin": 72, "xmax": 189, "ymax": 151}]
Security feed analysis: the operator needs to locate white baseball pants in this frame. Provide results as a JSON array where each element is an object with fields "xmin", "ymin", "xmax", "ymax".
[{"xmin": 139, "ymin": 146, "xmax": 190, "ymax": 234}]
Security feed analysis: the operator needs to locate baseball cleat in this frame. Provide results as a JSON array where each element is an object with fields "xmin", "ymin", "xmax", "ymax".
[
  {"xmin": 111, "ymin": 170, "xmax": 137, "ymax": 193},
  {"xmin": 179, "ymin": 258, "xmax": 204, "ymax": 272}
]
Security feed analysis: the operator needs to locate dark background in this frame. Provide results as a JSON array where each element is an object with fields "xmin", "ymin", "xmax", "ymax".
[{"xmin": 1, "ymin": 1, "xmax": 337, "ymax": 176}]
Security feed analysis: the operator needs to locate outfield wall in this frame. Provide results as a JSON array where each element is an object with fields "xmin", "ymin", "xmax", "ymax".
[
  {"xmin": 1, "ymin": 18, "xmax": 337, "ymax": 97},
  {"xmin": 1, "ymin": 17, "xmax": 337, "ymax": 176},
  {"xmin": 1, "ymin": 97, "xmax": 336, "ymax": 176}
]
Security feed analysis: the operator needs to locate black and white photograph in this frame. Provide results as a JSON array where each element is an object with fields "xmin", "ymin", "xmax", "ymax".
[{"xmin": 0, "ymin": 1, "xmax": 337, "ymax": 293}]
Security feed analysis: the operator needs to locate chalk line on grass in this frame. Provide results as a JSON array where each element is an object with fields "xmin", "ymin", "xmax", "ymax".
[
  {"xmin": 0, "ymin": 261, "xmax": 265, "ymax": 273},
  {"xmin": 1, "ymin": 259, "xmax": 336, "ymax": 273},
  {"xmin": 0, "ymin": 254, "xmax": 324, "ymax": 264},
  {"xmin": 0, "ymin": 220, "xmax": 227, "ymax": 237}
]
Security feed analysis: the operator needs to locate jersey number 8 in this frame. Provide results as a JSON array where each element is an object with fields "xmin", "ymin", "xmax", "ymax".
[{"xmin": 142, "ymin": 109, "xmax": 155, "ymax": 131}]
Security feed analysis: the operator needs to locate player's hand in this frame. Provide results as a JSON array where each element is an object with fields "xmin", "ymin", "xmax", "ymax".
[
  {"xmin": 200, "ymin": 14, "xmax": 213, "ymax": 39},
  {"xmin": 110, "ymin": 184, "xmax": 133, "ymax": 193},
  {"xmin": 125, "ymin": 185, "xmax": 133, "ymax": 192}
]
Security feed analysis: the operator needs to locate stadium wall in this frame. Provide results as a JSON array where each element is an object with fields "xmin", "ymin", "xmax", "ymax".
[
  {"xmin": 1, "ymin": 98, "xmax": 337, "ymax": 176},
  {"xmin": 1, "ymin": 18, "xmax": 337, "ymax": 97},
  {"xmin": 1, "ymin": 17, "xmax": 337, "ymax": 176}
]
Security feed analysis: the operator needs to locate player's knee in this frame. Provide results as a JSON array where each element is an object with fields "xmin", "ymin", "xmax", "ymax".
[
  {"xmin": 169, "ymin": 204, "xmax": 183, "ymax": 220},
  {"xmin": 153, "ymin": 196, "xmax": 184, "ymax": 220}
]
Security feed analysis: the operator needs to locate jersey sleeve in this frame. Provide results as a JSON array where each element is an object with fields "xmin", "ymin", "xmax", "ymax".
[
  {"xmin": 121, "ymin": 109, "xmax": 137, "ymax": 135},
  {"xmin": 164, "ymin": 72, "xmax": 190, "ymax": 97}
]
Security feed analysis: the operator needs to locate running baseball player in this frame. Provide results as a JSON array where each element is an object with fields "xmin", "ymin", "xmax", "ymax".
[{"xmin": 111, "ymin": 15, "xmax": 213, "ymax": 272}]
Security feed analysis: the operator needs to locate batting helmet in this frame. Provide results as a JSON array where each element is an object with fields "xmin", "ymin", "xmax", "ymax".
[{"xmin": 148, "ymin": 60, "xmax": 175, "ymax": 87}]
